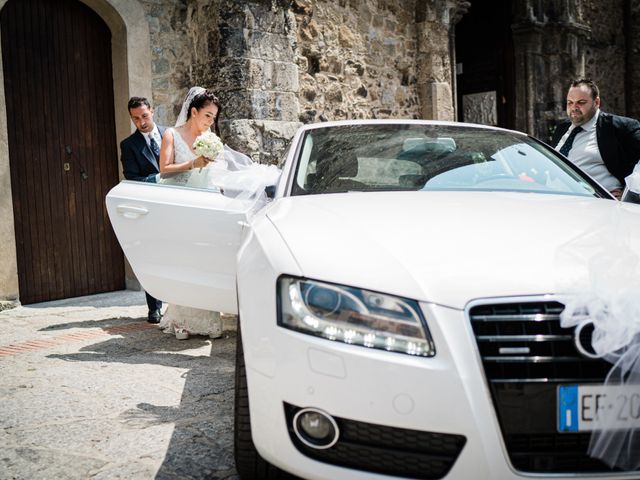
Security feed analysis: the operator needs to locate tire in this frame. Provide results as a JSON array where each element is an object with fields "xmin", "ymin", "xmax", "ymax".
[{"xmin": 234, "ymin": 323, "xmax": 297, "ymax": 480}]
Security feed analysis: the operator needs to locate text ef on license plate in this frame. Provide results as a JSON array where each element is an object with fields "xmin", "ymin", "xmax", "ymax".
[{"xmin": 558, "ymin": 384, "xmax": 640, "ymax": 432}]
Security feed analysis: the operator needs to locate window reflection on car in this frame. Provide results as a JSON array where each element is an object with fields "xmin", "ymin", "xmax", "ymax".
[{"xmin": 291, "ymin": 124, "xmax": 602, "ymax": 197}]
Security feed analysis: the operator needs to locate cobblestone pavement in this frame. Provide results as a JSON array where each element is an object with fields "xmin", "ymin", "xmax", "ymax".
[{"xmin": 0, "ymin": 290, "xmax": 239, "ymax": 480}]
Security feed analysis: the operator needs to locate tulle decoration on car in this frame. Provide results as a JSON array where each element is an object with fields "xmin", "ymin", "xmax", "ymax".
[{"xmin": 556, "ymin": 202, "xmax": 640, "ymax": 471}]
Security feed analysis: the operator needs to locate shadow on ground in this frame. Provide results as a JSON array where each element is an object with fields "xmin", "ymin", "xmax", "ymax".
[{"xmin": 46, "ymin": 316, "xmax": 239, "ymax": 480}]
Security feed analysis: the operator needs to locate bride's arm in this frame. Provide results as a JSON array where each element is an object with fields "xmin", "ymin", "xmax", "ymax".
[{"xmin": 159, "ymin": 129, "xmax": 183, "ymax": 173}]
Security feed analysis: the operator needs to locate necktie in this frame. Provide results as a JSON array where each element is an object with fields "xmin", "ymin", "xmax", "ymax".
[
  {"xmin": 559, "ymin": 126, "xmax": 584, "ymax": 157},
  {"xmin": 149, "ymin": 136, "xmax": 160, "ymax": 158}
]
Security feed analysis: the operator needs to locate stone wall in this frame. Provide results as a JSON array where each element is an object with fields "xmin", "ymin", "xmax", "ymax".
[
  {"xmin": 510, "ymin": 0, "xmax": 631, "ymax": 140},
  {"xmin": 140, "ymin": 0, "xmax": 300, "ymax": 164},
  {"xmin": 139, "ymin": 0, "xmax": 219, "ymax": 126},
  {"xmin": 511, "ymin": 0, "xmax": 590, "ymax": 139},
  {"xmin": 581, "ymin": 0, "xmax": 626, "ymax": 115},
  {"xmin": 137, "ymin": 0, "xmax": 635, "ymax": 156},
  {"xmin": 214, "ymin": 0, "xmax": 301, "ymax": 164},
  {"xmin": 141, "ymin": 0, "xmax": 454, "ymax": 162},
  {"xmin": 293, "ymin": 0, "xmax": 421, "ymax": 123},
  {"xmin": 627, "ymin": 0, "xmax": 640, "ymax": 119}
]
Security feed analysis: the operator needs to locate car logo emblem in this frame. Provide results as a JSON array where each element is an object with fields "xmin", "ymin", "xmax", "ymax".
[{"xmin": 573, "ymin": 320, "xmax": 603, "ymax": 359}]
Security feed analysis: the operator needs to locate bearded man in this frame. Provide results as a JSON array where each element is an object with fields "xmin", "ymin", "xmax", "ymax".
[{"xmin": 551, "ymin": 78, "xmax": 640, "ymax": 199}]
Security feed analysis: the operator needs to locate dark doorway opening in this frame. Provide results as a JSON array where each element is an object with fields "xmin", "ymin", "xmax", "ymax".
[{"xmin": 455, "ymin": 1, "xmax": 515, "ymax": 129}]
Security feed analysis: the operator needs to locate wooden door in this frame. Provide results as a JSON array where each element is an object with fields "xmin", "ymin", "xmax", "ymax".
[{"xmin": 1, "ymin": 0, "xmax": 124, "ymax": 304}]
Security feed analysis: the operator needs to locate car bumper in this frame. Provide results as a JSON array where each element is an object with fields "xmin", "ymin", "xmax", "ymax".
[{"xmin": 240, "ymin": 299, "xmax": 635, "ymax": 480}]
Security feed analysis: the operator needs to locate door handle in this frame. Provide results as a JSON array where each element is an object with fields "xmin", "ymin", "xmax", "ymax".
[{"xmin": 116, "ymin": 204, "xmax": 149, "ymax": 219}]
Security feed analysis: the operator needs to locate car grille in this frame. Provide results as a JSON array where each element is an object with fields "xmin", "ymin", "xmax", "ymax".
[
  {"xmin": 469, "ymin": 300, "xmax": 630, "ymax": 474},
  {"xmin": 284, "ymin": 403, "xmax": 466, "ymax": 479}
]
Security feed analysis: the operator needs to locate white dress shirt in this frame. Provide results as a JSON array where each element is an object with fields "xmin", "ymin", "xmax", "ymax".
[
  {"xmin": 555, "ymin": 109, "xmax": 622, "ymax": 191},
  {"xmin": 142, "ymin": 125, "xmax": 161, "ymax": 148}
]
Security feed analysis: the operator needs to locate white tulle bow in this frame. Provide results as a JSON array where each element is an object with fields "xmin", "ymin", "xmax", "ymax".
[{"xmin": 557, "ymin": 202, "xmax": 640, "ymax": 470}]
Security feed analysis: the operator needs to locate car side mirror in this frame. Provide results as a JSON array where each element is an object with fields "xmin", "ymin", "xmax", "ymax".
[{"xmin": 265, "ymin": 185, "xmax": 276, "ymax": 199}]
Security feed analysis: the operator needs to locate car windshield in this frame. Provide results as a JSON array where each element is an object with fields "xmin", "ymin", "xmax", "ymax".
[{"xmin": 290, "ymin": 124, "xmax": 601, "ymax": 197}]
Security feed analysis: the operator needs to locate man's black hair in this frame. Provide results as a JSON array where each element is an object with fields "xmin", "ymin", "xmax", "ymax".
[
  {"xmin": 128, "ymin": 96, "xmax": 151, "ymax": 112},
  {"xmin": 570, "ymin": 78, "xmax": 600, "ymax": 100}
]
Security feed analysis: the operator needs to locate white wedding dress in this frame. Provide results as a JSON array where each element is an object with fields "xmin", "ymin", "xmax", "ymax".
[
  {"xmin": 158, "ymin": 128, "xmax": 223, "ymax": 339},
  {"xmin": 158, "ymin": 128, "xmax": 280, "ymax": 197},
  {"xmin": 157, "ymin": 127, "xmax": 218, "ymax": 189}
]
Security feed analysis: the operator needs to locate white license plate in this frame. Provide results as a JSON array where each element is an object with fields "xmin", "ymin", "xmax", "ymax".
[{"xmin": 557, "ymin": 384, "xmax": 640, "ymax": 432}]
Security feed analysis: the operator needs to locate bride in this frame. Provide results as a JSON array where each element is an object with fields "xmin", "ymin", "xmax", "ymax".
[
  {"xmin": 159, "ymin": 87, "xmax": 280, "ymax": 195},
  {"xmin": 156, "ymin": 86, "xmax": 282, "ymax": 339},
  {"xmin": 158, "ymin": 87, "xmax": 219, "ymax": 186},
  {"xmin": 156, "ymin": 87, "xmax": 224, "ymax": 339}
]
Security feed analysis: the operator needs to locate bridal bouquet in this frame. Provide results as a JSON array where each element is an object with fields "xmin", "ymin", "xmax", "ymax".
[{"xmin": 193, "ymin": 131, "xmax": 223, "ymax": 161}]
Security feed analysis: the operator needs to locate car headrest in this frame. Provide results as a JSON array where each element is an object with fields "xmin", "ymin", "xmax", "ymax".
[
  {"xmin": 399, "ymin": 137, "xmax": 457, "ymax": 160},
  {"xmin": 399, "ymin": 174, "xmax": 427, "ymax": 187},
  {"xmin": 317, "ymin": 155, "xmax": 359, "ymax": 179}
]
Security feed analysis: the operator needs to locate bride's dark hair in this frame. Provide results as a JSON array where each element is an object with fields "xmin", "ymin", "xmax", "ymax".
[{"xmin": 187, "ymin": 89, "xmax": 222, "ymax": 137}]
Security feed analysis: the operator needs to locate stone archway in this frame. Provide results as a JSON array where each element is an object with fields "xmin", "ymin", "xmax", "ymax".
[{"xmin": 0, "ymin": 0, "xmax": 152, "ymax": 304}]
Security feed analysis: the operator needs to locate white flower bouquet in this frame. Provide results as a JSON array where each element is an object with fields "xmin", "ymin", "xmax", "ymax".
[{"xmin": 193, "ymin": 131, "xmax": 223, "ymax": 161}]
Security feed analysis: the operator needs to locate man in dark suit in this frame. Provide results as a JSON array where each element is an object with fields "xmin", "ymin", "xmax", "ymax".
[
  {"xmin": 120, "ymin": 97, "xmax": 164, "ymax": 323},
  {"xmin": 551, "ymin": 78, "xmax": 640, "ymax": 199}
]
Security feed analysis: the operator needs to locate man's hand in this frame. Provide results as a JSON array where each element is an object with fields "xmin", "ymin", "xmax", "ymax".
[{"xmin": 610, "ymin": 188, "xmax": 623, "ymax": 200}]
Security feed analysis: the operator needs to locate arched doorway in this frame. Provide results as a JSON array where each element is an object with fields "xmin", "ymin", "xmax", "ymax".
[
  {"xmin": 455, "ymin": 0, "xmax": 515, "ymax": 129},
  {"xmin": 1, "ymin": 0, "xmax": 124, "ymax": 304}
]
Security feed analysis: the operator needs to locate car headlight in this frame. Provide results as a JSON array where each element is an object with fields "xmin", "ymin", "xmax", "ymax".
[{"xmin": 277, "ymin": 276, "xmax": 435, "ymax": 357}]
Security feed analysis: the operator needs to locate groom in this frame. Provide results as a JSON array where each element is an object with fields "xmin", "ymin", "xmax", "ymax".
[{"xmin": 120, "ymin": 96, "xmax": 164, "ymax": 323}]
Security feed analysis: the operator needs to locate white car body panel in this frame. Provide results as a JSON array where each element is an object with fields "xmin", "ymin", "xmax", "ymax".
[
  {"xmin": 233, "ymin": 195, "xmax": 640, "ymax": 480},
  {"xmin": 105, "ymin": 120, "xmax": 640, "ymax": 479},
  {"xmin": 266, "ymin": 191, "xmax": 638, "ymax": 309}
]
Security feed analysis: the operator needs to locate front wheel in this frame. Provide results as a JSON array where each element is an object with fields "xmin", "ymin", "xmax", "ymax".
[{"xmin": 234, "ymin": 323, "xmax": 296, "ymax": 479}]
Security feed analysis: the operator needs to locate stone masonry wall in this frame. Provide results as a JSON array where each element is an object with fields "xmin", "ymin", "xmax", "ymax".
[
  {"xmin": 214, "ymin": 0, "xmax": 301, "ymax": 164},
  {"xmin": 511, "ymin": 0, "xmax": 629, "ymax": 139},
  {"xmin": 141, "ymin": 0, "xmax": 427, "ymax": 161},
  {"xmin": 627, "ymin": 0, "xmax": 640, "ymax": 119},
  {"xmin": 139, "ymin": 0, "xmax": 220, "ymax": 126},
  {"xmin": 581, "ymin": 0, "xmax": 626, "ymax": 115},
  {"xmin": 293, "ymin": 0, "xmax": 421, "ymax": 123},
  {"xmin": 138, "ymin": 0, "xmax": 633, "ymax": 159},
  {"xmin": 140, "ymin": 0, "xmax": 300, "ymax": 164}
]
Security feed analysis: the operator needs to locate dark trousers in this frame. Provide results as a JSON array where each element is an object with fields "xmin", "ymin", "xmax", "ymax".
[{"xmin": 145, "ymin": 291, "xmax": 162, "ymax": 312}]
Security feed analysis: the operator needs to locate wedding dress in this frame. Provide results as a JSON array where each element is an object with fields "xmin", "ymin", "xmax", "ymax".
[
  {"xmin": 158, "ymin": 127, "xmax": 223, "ymax": 339},
  {"xmin": 156, "ymin": 127, "xmax": 214, "ymax": 189},
  {"xmin": 158, "ymin": 129, "xmax": 280, "ymax": 200}
]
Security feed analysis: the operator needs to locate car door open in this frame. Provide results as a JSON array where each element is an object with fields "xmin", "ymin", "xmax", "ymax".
[{"xmin": 106, "ymin": 181, "xmax": 249, "ymax": 314}]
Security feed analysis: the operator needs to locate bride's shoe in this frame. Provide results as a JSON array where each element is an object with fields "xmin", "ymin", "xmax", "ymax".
[{"xmin": 175, "ymin": 328, "xmax": 189, "ymax": 340}]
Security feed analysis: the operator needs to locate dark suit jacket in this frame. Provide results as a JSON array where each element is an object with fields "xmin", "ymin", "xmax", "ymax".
[
  {"xmin": 551, "ymin": 112, "xmax": 640, "ymax": 185},
  {"xmin": 120, "ymin": 126, "xmax": 166, "ymax": 183}
]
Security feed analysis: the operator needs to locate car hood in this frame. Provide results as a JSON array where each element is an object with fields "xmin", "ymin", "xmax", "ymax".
[{"xmin": 266, "ymin": 191, "xmax": 640, "ymax": 309}]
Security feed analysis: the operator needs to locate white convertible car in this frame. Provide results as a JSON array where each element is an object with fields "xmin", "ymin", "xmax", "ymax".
[{"xmin": 106, "ymin": 120, "xmax": 640, "ymax": 479}]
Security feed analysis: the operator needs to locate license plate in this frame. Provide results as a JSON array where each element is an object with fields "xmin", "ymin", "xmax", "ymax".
[{"xmin": 557, "ymin": 384, "xmax": 640, "ymax": 432}]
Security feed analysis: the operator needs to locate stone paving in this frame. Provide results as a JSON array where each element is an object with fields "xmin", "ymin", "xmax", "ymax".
[{"xmin": 0, "ymin": 290, "xmax": 239, "ymax": 480}]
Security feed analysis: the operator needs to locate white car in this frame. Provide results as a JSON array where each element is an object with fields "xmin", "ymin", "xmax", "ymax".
[{"xmin": 106, "ymin": 120, "xmax": 640, "ymax": 480}]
